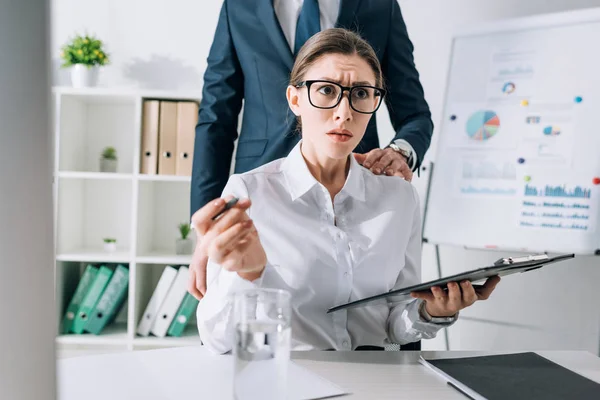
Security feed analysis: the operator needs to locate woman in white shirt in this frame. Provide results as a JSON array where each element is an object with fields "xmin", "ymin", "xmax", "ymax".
[{"xmin": 193, "ymin": 28, "xmax": 500, "ymax": 353}]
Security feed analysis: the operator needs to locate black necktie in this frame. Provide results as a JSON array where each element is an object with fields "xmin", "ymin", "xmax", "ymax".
[{"xmin": 294, "ymin": 0, "xmax": 321, "ymax": 55}]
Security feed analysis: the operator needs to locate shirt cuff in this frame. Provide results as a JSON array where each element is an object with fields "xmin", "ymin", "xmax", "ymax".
[
  {"xmin": 392, "ymin": 138, "xmax": 418, "ymax": 170},
  {"xmin": 418, "ymin": 299, "xmax": 459, "ymax": 325},
  {"xmin": 406, "ymin": 299, "xmax": 457, "ymax": 336}
]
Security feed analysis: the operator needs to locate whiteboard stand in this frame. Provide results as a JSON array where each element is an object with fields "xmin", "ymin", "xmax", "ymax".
[{"xmin": 421, "ymin": 161, "xmax": 450, "ymax": 351}]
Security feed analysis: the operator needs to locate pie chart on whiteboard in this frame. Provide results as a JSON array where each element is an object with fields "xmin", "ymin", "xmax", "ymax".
[{"xmin": 466, "ymin": 110, "xmax": 500, "ymax": 141}]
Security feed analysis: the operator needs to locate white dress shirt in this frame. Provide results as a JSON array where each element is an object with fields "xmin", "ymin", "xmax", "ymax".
[
  {"xmin": 196, "ymin": 142, "xmax": 450, "ymax": 353},
  {"xmin": 273, "ymin": 0, "xmax": 418, "ymax": 169},
  {"xmin": 273, "ymin": 0, "xmax": 340, "ymax": 52}
]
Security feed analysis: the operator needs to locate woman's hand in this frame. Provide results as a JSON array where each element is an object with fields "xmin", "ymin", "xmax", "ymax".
[
  {"xmin": 410, "ymin": 276, "xmax": 501, "ymax": 318},
  {"xmin": 192, "ymin": 196, "xmax": 267, "ymax": 281}
]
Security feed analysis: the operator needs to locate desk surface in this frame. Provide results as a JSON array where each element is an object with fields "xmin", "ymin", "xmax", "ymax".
[
  {"xmin": 291, "ymin": 350, "xmax": 600, "ymax": 399},
  {"xmin": 58, "ymin": 349, "xmax": 600, "ymax": 400}
]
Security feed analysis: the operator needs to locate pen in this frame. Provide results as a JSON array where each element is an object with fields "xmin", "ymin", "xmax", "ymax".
[{"xmin": 211, "ymin": 197, "xmax": 239, "ymax": 221}]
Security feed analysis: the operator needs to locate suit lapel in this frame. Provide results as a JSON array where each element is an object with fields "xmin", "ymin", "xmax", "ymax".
[
  {"xmin": 336, "ymin": 0, "xmax": 362, "ymax": 30},
  {"xmin": 256, "ymin": 0, "xmax": 294, "ymax": 70}
]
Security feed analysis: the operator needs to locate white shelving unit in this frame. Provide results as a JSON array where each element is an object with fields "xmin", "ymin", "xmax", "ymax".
[{"xmin": 52, "ymin": 86, "xmax": 202, "ymax": 353}]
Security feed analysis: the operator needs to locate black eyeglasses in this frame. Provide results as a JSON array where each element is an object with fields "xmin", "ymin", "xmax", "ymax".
[{"xmin": 296, "ymin": 80, "xmax": 386, "ymax": 114}]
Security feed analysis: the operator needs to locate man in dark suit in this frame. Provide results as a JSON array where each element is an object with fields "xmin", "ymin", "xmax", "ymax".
[{"xmin": 189, "ymin": 0, "xmax": 433, "ymax": 302}]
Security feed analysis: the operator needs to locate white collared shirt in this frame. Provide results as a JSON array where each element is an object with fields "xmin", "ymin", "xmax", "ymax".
[
  {"xmin": 273, "ymin": 0, "xmax": 340, "ymax": 52},
  {"xmin": 197, "ymin": 142, "xmax": 448, "ymax": 353}
]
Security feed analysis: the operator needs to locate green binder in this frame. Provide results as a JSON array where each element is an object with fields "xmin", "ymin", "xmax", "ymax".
[
  {"xmin": 62, "ymin": 265, "xmax": 98, "ymax": 334},
  {"xmin": 72, "ymin": 265, "xmax": 113, "ymax": 334},
  {"xmin": 84, "ymin": 264, "xmax": 129, "ymax": 335},
  {"xmin": 167, "ymin": 292, "xmax": 199, "ymax": 337}
]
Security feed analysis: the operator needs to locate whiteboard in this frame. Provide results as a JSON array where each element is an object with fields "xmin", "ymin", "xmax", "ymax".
[{"xmin": 423, "ymin": 8, "xmax": 600, "ymax": 255}]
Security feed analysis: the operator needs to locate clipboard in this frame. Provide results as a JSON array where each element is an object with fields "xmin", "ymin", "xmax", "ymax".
[{"xmin": 327, "ymin": 253, "xmax": 575, "ymax": 313}]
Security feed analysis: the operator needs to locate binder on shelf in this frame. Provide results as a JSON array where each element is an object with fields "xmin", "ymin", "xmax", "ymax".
[
  {"xmin": 157, "ymin": 101, "xmax": 178, "ymax": 175},
  {"xmin": 84, "ymin": 264, "xmax": 129, "ymax": 335},
  {"xmin": 61, "ymin": 264, "xmax": 98, "ymax": 334},
  {"xmin": 175, "ymin": 101, "xmax": 199, "ymax": 177},
  {"xmin": 167, "ymin": 292, "xmax": 199, "ymax": 337},
  {"xmin": 140, "ymin": 100, "xmax": 160, "ymax": 175},
  {"xmin": 150, "ymin": 266, "xmax": 190, "ymax": 338},
  {"xmin": 136, "ymin": 265, "xmax": 178, "ymax": 336},
  {"xmin": 72, "ymin": 266, "xmax": 114, "ymax": 334}
]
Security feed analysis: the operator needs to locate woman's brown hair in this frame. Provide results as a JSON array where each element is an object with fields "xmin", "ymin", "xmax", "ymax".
[{"xmin": 289, "ymin": 28, "xmax": 383, "ymax": 88}]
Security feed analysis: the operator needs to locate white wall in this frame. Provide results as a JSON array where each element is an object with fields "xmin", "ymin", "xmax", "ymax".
[
  {"xmin": 1, "ymin": 1, "xmax": 57, "ymax": 399},
  {"xmin": 51, "ymin": 0, "xmax": 600, "ymax": 353},
  {"xmin": 51, "ymin": 0, "xmax": 223, "ymax": 91},
  {"xmin": 398, "ymin": 0, "xmax": 600, "ymax": 353}
]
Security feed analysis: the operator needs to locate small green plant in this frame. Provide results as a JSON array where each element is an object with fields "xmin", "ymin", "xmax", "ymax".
[
  {"xmin": 60, "ymin": 33, "xmax": 110, "ymax": 68},
  {"xmin": 178, "ymin": 223, "xmax": 191, "ymax": 240},
  {"xmin": 103, "ymin": 238, "xmax": 116, "ymax": 243},
  {"xmin": 102, "ymin": 147, "xmax": 117, "ymax": 160}
]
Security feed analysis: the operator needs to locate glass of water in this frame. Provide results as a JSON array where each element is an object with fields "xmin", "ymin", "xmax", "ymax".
[{"xmin": 232, "ymin": 288, "xmax": 292, "ymax": 400}]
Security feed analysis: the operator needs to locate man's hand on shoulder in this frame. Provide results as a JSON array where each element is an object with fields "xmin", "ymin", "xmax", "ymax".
[{"xmin": 353, "ymin": 148, "xmax": 413, "ymax": 181}]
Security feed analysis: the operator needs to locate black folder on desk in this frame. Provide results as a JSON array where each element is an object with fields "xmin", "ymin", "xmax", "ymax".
[
  {"xmin": 420, "ymin": 352, "xmax": 600, "ymax": 400},
  {"xmin": 328, "ymin": 253, "xmax": 574, "ymax": 313}
]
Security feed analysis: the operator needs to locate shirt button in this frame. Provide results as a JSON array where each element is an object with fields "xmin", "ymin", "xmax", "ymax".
[
  {"xmin": 344, "ymin": 272, "xmax": 349, "ymax": 277},
  {"xmin": 342, "ymin": 340, "xmax": 349, "ymax": 348}
]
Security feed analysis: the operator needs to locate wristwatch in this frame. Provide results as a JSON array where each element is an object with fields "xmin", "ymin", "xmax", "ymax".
[
  {"xmin": 418, "ymin": 300, "xmax": 458, "ymax": 325},
  {"xmin": 387, "ymin": 142, "xmax": 414, "ymax": 168}
]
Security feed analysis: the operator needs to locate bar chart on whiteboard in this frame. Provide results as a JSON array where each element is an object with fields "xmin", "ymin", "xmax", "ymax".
[{"xmin": 424, "ymin": 13, "xmax": 600, "ymax": 255}]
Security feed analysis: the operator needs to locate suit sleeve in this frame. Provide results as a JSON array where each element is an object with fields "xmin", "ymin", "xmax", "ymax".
[
  {"xmin": 382, "ymin": 0, "xmax": 434, "ymax": 168},
  {"xmin": 191, "ymin": 0, "xmax": 244, "ymax": 217}
]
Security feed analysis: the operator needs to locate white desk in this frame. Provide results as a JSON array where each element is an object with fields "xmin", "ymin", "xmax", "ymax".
[
  {"xmin": 291, "ymin": 350, "xmax": 600, "ymax": 399},
  {"xmin": 58, "ymin": 348, "xmax": 600, "ymax": 400}
]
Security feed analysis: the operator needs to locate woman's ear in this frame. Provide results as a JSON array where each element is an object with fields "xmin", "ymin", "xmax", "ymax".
[{"xmin": 286, "ymin": 85, "xmax": 301, "ymax": 117}]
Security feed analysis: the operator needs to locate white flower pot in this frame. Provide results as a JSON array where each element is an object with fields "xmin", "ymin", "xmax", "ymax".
[
  {"xmin": 100, "ymin": 158, "xmax": 117, "ymax": 172},
  {"xmin": 71, "ymin": 64, "xmax": 99, "ymax": 88},
  {"xmin": 104, "ymin": 242, "xmax": 117, "ymax": 252},
  {"xmin": 175, "ymin": 238, "xmax": 193, "ymax": 255}
]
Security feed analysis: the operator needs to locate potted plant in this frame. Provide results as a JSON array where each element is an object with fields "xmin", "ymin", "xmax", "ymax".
[
  {"xmin": 60, "ymin": 33, "xmax": 110, "ymax": 88},
  {"xmin": 176, "ymin": 223, "xmax": 193, "ymax": 255},
  {"xmin": 103, "ymin": 238, "xmax": 117, "ymax": 252},
  {"xmin": 100, "ymin": 146, "xmax": 117, "ymax": 172}
]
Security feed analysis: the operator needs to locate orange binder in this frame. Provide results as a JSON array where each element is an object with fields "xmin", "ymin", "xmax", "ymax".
[
  {"xmin": 140, "ymin": 100, "xmax": 160, "ymax": 175},
  {"xmin": 175, "ymin": 101, "xmax": 199, "ymax": 176},
  {"xmin": 158, "ymin": 101, "xmax": 178, "ymax": 175}
]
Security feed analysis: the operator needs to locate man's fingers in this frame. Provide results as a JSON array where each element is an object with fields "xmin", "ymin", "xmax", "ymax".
[
  {"xmin": 387, "ymin": 160, "xmax": 413, "ymax": 181},
  {"xmin": 353, "ymin": 152, "xmax": 367, "ymax": 165},
  {"xmin": 361, "ymin": 149, "xmax": 383, "ymax": 168},
  {"xmin": 370, "ymin": 152, "xmax": 394, "ymax": 174}
]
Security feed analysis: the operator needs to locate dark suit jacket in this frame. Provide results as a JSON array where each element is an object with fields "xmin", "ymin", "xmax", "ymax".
[{"xmin": 191, "ymin": 0, "xmax": 433, "ymax": 215}]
